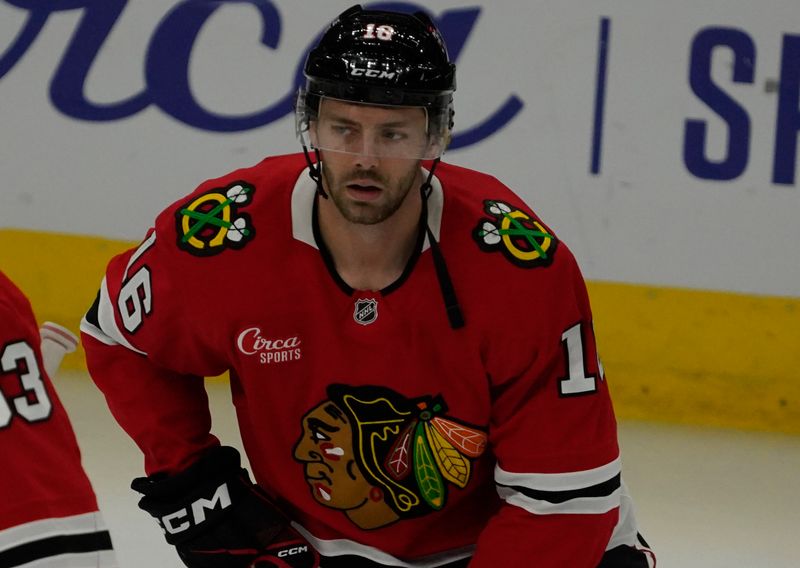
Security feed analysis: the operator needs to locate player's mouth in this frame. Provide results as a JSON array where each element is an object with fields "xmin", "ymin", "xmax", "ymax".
[{"xmin": 345, "ymin": 180, "xmax": 384, "ymax": 201}]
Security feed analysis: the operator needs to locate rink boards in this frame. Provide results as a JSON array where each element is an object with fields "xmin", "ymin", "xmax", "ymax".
[{"xmin": 2, "ymin": 228, "xmax": 797, "ymax": 435}]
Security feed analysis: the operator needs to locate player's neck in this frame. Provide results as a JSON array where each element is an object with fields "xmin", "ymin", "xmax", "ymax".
[{"xmin": 318, "ymin": 180, "xmax": 423, "ymax": 292}]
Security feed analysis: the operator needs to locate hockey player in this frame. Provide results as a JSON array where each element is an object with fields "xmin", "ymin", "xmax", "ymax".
[
  {"xmin": 81, "ymin": 5, "xmax": 655, "ymax": 567},
  {"xmin": 0, "ymin": 271, "xmax": 117, "ymax": 567}
]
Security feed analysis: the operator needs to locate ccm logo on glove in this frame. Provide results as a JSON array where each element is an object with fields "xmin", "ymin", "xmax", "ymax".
[
  {"xmin": 160, "ymin": 482, "xmax": 231, "ymax": 534},
  {"xmin": 278, "ymin": 546, "xmax": 309, "ymax": 558}
]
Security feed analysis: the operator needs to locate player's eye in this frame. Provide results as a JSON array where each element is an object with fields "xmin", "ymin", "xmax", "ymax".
[
  {"xmin": 330, "ymin": 124, "xmax": 354, "ymax": 136},
  {"xmin": 382, "ymin": 129, "xmax": 407, "ymax": 142}
]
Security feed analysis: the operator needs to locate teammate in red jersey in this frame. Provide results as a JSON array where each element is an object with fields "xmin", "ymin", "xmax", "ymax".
[
  {"xmin": 0, "ymin": 271, "xmax": 117, "ymax": 567},
  {"xmin": 81, "ymin": 5, "xmax": 655, "ymax": 567}
]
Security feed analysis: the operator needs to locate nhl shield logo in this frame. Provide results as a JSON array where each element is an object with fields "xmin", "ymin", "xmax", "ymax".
[{"xmin": 354, "ymin": 298, "xmax": 378, "ymax": 326}]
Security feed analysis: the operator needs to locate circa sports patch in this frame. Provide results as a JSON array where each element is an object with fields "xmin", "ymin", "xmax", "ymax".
[
  {"xmin": 472, "ymin": 199, "xmax": 557, "ymax": 268},
  {"xmin": 175, "ymin": 182, "xmax": 255, "ymax": 256}
]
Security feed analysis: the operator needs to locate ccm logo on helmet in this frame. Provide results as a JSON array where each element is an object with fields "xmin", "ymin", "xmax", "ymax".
[
  {"xmin": 160, "ymin": 482, "xmax": 232, "ymax": 534},
  {"xmin": 350, "ymin": 67, "xmax": 397, "ymax": 80}
]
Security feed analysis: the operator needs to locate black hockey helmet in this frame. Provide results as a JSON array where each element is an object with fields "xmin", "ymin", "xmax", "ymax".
[{"xmin": 296, "ymin": 4, "xmax": 456, "ymax": 159}]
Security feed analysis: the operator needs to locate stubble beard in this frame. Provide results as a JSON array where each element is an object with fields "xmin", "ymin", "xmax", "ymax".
[{"xmin": 321, "ymin": 163, "xmax": 420, "ymax": 225}]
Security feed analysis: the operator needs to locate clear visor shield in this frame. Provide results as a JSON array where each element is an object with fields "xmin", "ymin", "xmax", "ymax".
[{"xmin": 296, "ymin": 92, "xmax": 449, "ymax": 160}]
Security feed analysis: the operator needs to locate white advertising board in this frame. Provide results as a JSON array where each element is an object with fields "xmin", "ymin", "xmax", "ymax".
[{"xmin": 1, "ymin": 0, "xmax": 798, "ymax": 295}]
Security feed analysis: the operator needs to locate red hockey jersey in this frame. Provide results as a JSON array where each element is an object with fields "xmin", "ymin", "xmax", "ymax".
[
  {"xmin": 82, "ymin": 154, "xmax": 652, "ymax": 567},
  {"xmin": 0, "ymin": 271, "xmax": 116, "ymax": 567}
]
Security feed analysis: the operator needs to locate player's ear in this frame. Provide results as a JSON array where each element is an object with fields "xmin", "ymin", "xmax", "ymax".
[
  {"xmin": 423, "ymin": 135, "xmax": 448, "ymax": 160},
  {"xmin": 308, "ymin": 120, "xmax": 319, "ymax": 147}
]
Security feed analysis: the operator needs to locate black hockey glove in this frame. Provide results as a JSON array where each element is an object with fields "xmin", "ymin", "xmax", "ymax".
[{"xmin": 131, "ymin": 445, "xmax": 319, "ymax": 568}]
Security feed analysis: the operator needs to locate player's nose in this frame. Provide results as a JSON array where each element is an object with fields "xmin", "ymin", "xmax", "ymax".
[{"xmin": 354, "ymin": 139, "xmax": 380, "ymax": 169}]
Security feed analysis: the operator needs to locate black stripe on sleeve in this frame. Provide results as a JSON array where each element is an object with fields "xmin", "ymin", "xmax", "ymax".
[
  {"xmin": 84, "ymin": 290, "xmax": 102, "ymax": 328},
  {"xmin": 0, "ymin": 530, "xmax": 113, "ymax": 567},
  {"xmin": 498, "ymin": 473, "xmax": 621, "ymax": 505}
]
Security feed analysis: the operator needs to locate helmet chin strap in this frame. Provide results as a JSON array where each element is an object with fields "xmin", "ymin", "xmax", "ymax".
[
  {"xmin": 302, "ymin": 144, "xmax": 327, "ymax": 199},
  {"xmin": 302, "ymin": 149, "xmax": 464, "ymax": 330},
  {"xmin": 421, "ymin": 158, "xmax": 465, "ymax": 330}
]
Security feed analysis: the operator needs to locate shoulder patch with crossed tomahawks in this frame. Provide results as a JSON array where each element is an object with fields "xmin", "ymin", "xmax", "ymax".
[
  {"xmin": 472, "ymin": 199, "xmax": 557, "ymax": 268},
  {"xmin": 175, "ymin": 182, "xmax": 255, "ymax": 256}
]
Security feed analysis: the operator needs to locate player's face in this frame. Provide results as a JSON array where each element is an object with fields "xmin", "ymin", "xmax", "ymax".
[{"xmin": 312, "ymin": 99, "xmax": 428, "ymax": 225}]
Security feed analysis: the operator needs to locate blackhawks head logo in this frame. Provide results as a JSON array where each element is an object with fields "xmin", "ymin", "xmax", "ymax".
[
  {"xmin": 293, "ymin": 385, "xmax": 487, "ymax": 530},
  {"xmin": 473, "ymin": 199, "xmax": 557, "ymax": 268},
  {"xmin": 175, "ymin": 182, "xmax": 255, "ymax": 256}
]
